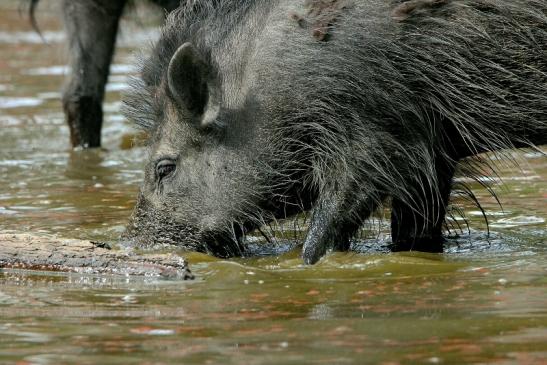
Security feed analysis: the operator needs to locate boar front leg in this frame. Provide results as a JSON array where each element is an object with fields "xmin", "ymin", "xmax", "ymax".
[
  {"xmin": 62, "ymin": 0, "xmax": 126, "ymax": 148},
  {"xmin": 302, "ymin": 185, "xmax": 380, "ymax": 265}
]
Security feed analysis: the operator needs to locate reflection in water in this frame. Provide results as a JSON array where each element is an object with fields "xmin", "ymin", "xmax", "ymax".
[
  {"xmin": 66, "ymin": 149, "xmax": 113, "ymax": 183},
  {"xmin": 0, "ymin": 30, "xmax": 65, "ymax": 44},
  {"xmin": 308, "ymin": 303, "xmax": 334, "ymax": 320},
  {"xmin": 0, "ymin": 1, "xmax": 545, "ymax": 364},
  {"xmin": 0, "ymin": 96, "xmax": 43, "ymax": 108}
]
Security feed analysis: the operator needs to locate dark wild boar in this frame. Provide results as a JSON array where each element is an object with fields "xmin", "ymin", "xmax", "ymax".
[
  {"xmin": 29, "ymin": 0, "xmax": 182, "ymax": 148},
  {"xmin": 123, "ymin": 0, "xmax": 547, "ymax": 264}
]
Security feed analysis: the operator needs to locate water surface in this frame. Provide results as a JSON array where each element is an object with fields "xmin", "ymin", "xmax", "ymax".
[{"xmin": 0, "ymin": 2, "xmax": 545, "ymax": 364}]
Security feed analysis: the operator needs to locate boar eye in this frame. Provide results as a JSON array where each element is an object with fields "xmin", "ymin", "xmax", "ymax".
[{"xmin": 155, "ymin": 159, "xmax": 176, "ymax": 182}]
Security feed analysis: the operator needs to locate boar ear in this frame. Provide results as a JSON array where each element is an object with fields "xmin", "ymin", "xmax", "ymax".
[{"xmin": 167, "ymin": 42, "xmax": 219, "ymax": 127}]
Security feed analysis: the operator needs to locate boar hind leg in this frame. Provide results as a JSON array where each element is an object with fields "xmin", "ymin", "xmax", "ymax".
[
  {"xmin": 389, "ymin": 159, "xmax": 456, "ymax": 253},
  {"xmin": 62, "ymin": 0, "xmax": 126, "ymax": 148}
]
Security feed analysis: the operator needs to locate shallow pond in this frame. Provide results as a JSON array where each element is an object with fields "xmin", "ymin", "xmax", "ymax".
[{"xmin": 0, "ymin": 1, "xmax": 546, "ymax": 364}]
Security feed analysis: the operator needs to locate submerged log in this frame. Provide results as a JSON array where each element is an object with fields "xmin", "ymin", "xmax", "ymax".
[{"xmin": 0, "ymin": 234, "xmax": 194, "ymax": 279}]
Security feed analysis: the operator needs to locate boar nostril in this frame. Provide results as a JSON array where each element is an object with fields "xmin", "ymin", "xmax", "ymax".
[{"xmin": 156, "ymin": 159, "xmax": 177, "ymax": 181}]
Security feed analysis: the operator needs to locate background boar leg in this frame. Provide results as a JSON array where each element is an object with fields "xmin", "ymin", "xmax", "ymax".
[{"xmin": 61, "ymin": 0, "xmax": 126, "ymax": 148}]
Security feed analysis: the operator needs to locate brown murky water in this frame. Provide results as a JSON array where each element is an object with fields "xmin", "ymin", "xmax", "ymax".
[{"xmin": 0, "ymin": 1, "xmax": 546, "ymax": 364}]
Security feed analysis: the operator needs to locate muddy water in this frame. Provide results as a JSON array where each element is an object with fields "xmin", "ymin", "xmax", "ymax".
[{"xmin": 0, "ymin": 1, "xmax": 546, "ymax": 364}]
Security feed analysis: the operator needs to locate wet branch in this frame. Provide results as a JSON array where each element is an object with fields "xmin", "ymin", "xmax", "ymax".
[{"xmin": 0, "ymin": 234, "xmax": 194, "ymax": 279}]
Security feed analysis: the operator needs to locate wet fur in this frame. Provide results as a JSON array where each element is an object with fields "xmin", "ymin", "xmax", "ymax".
[{"xmin": 124, "ymin": 0, "xmax": 547, "ymax": 260}]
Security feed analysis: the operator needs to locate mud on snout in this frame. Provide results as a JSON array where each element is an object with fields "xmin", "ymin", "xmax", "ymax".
[{"xmin": 121, "ymin": 192, "xmax": 251, "ymax": 258}]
